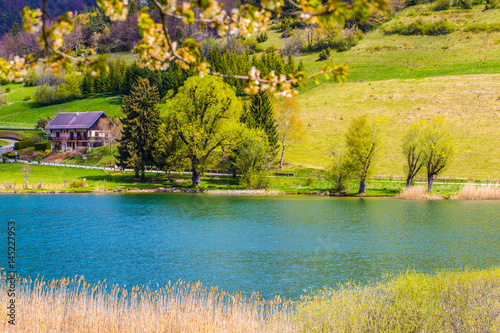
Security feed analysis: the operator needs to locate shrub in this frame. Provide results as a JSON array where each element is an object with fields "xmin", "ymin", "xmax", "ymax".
[
  {"xmin": 281, "ymin": 17, "xmax": 293, "ymax": 38},
  {"xmin": 318, "ymin": 48, "xmax": 331, "ymax": 60},
  {"xmin": 69, "ymin": 179, "xmax": 88, "ymax": 188},
  {"xmin": 31, "ymin": 135, "xmax": 40, "ymax": 144},
  {"xmin": 14, "ymin": 139, "xmax": 33, "ymax": 150},
  {"xmin": 283, "ymin": 35, "xmax": 304, "ymax": 56},
  {"xmin": 431, "ymin": 0, "xmax": 451, "ymax": 11},
  {"xmin": 256, "ymin": 32, "xmax": 268, "ymax": 43},
  {"xmin": 463, "ymin": 23, "xmax": 500, "ymax": 33},
  {"xmin": 23, "ymin": 95, "xmax": 31, "ymax": 101},
  {"xmin": 5, "ymin": 87, "xmax": 11, "ymax": 93},
  {"xmin": 382, "ymin": 19, "xmax": 456, "ymax": 36},
  {"xmin": 453, "ymin": 0, "xmax": 472, "ymax": 8},
  {"xmin": 34, "ymin": 142, "xmax": 50, "ymax": 151}
]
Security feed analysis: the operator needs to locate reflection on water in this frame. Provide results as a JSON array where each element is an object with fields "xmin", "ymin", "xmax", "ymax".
[{"xmin": 1, "ymin": 194, "xmax": 499, "ymax": 299}]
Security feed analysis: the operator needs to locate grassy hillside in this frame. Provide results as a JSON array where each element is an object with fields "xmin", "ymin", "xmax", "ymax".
[{"xmin": 0, "ymin": 7, "xmax": 499, "ymax": 178}]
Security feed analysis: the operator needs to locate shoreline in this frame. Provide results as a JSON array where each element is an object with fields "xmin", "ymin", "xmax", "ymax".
[{"xmin": 0, "ymin": 187, "xmax": 498, "ymax": 200}]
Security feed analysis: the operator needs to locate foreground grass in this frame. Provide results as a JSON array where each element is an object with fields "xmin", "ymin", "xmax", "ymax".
[{"xmin": 1, "ymin": 267, "xmax": 499, "ymax": 332}]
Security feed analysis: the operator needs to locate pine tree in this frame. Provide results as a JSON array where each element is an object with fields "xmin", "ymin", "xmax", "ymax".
[
  {"xmin": 117, "ymin": 79, "xmax": 162, "ymax": 179},
  {"xmin": 285, "ymin": 53, "xmax": 297, "ymax": 76},
  {"xmin": 80, "ymin": 72, "xmax": 93, "ymax": 96},
  {"xmin": 247, "ymin": 91, "xmax": 278, "ymax": 151}
]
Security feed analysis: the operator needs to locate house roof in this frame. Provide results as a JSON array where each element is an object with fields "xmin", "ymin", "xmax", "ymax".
[{"xmin": 45, "ymin": 112, "xmax": 107, "ymax": 130}]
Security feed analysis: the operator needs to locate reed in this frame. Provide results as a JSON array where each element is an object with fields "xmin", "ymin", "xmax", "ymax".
[
  {"xmin": 2, "ymin": 268, "xmax": 500, "ymax": 332},
  {"xmin": 0, "ymin": 272, "xmax": 293, "ymax": 333},
  {"xmin": 396, "ymin": 185, "xmax": 443, "ymax": 200},
  {"xmin": 457, "ymin": 184, "xmax": 500, "ymax": 200}
]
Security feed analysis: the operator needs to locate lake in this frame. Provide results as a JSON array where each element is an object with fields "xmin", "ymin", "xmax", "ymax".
[{"xmin": 1, "ymin": 193, "xmax": 499, "ymax": 299}]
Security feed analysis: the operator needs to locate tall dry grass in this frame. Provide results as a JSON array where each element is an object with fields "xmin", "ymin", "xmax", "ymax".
[
  {"xmin": 3, "ymin": 268, "xmax": 500, "ymax": 332},
  {"xmin": 457, "ymin": 184, "xmax": 500, "ymax": 200},
  {"xmin": 397, "ymin": 185, "xmax": 443, "ymax": 200},
  {"xmin": 0, "ymin": 272, "xmax": 293, "ymax": 333}
]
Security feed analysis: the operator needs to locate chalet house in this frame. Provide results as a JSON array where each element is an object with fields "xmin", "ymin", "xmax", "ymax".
[{"xmin": 45, "ymin": 112, "xmax": 116, "ymax": 151}]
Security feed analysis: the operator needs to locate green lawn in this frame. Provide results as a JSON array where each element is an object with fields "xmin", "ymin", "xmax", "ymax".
[{"xmin": 0, "ymin": 140, "xmax": 8, "ymax": 146}]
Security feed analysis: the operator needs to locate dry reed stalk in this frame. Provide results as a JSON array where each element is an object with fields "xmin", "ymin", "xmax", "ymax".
[
  {"xmin": 397, "ymin": 186, "xmax": 443, "ymax": 200},
  {"xmin": 457, "ymin": 184, "xmax": 500, "ymax": 200},
  {"xmin": 0, "ymin": 273, "xmax": 294, "ymax": 333},
  {"xmin": 207, "ymin": 189, "xmax": 282, "ymax": 196}
]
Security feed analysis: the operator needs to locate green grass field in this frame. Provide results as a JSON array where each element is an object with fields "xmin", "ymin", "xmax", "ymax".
[
  {"xmin": 0, "ymin": 7, "xmax": 499, "ymax": 178},
  {"xmin": 0, "ymin": 162, "xmax": 464, "ymax": 197}
]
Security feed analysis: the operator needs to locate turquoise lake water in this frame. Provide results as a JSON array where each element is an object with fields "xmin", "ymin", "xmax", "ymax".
[{"xmin": 1, "ymin": 194, "xmax": 499, "ymax": 299}]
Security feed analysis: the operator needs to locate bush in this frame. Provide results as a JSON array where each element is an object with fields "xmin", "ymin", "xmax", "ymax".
[
  {"xmin": 33, "ymin": 73, "xmax": 82, "ymax": 106},
  {"xmin": 34, "ymin": 142, "xmax": 50, "ymax": 151},
  {"xmin": 23, "ymin": 95, "xmax": 31, "ymax": 101},
  {"xmin": 281, "ymin": 17, "xmax": 293, "ymax": 38},
  {"xmin": 31, "ymin": 135, "xmax": 40, "ymax": 144},
  {"xmin": 463, "ymin": 23, "xmax": 500, "ymax": 33},
  {"xmin": 431, "ymin": 0, "xmax": 451, "ymax": 11},
  {"xmin": 318, "ymin": 48, "xmax": 331, "ymax": 60},
  {"xmin": 382, "ymin": 19, "xmax": 456, "ymax": 36},
  {"xmin": 256, "ymin": 32, "xmax": 268, "ymax": 43},
  {"xmin": 5, "ymin": 87, "xmax": 11, "ymax": 93},
  {"xmin": 452, "ymin": 0, "xmax": 472, "ymax": 8},
  {"xmin": 69, "ymin": 179, "xmax": 88, "ymax": 188},
  {"xmin": 14, "ymin": 139, "xmax": 33, "ymax": 150}
]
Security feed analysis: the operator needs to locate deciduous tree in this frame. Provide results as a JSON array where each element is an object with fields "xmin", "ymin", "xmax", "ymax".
[
  {"xmin": 421, "ymin": 118, "xmax": 455, "ymax": 192},
  {"xmin": 169, "ymin": 76, "xmax": 242, "ymax": 186},
  {"xmin": 402, "ymin": 120, "xmax": 425, "ymax": 189},
  {"xmin": 275, "ymin": 96, "xmax": 305, "ymax": 168},
  {"xmin": 345, "ymin": 114, "xmax": 384, "ymax": 194}
]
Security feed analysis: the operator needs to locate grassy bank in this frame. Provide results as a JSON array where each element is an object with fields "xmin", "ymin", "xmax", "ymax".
[
  {"xmin": 0, "ymin": 162, "xmax": 470, "ymax": 197},
  {"xmin": 1, "ymin": 267, "xmax": 499, "ymax": 332}
]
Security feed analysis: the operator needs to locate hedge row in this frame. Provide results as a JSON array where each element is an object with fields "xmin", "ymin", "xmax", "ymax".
[
  {"xmin": 14, "ymin": 139, "xmax": 32, "ymax": 150},
  {"xmin": 34, "ymin": 142, "xmax": 50, "ymax": 151},
  {"xmin": 0, "ymin": 131, "xmax": 23, "ymax": 141}
]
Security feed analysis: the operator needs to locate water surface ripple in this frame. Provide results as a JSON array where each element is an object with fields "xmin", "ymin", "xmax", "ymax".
[{"xmin": 1, "ymin": 194, "xmax": 499, "ymax": 299}]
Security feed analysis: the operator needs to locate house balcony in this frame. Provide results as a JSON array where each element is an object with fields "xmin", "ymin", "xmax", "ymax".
[{"xmin": 49, "ymin": 136, "xmax": 89, "ymax": 141}]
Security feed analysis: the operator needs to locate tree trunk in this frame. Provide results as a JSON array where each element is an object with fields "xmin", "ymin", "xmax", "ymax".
[
  {"xmin": 358, "ymin": 178, "xmax": 366, "ymax": 194},
  {"xmin": 406, "ymin": 176, "xmax": 412, "ymax": 189},
  {"xmin": 141, "ymin": 169, "xmax": 145, "ymax": 180},
  {"xmin": 280, "ymin": 146, "xmax": 285, "ymax": 169},
  {"xmin": 191, "ymin": 157, "xmax": 201, "ymax": 187},
  {"xmin": 427, "ymin": 174, "xmax": 434, "ymax": 192},
  {"xmin": 134, "ymin": 168, "xmax": 139, "ymax": 178}
]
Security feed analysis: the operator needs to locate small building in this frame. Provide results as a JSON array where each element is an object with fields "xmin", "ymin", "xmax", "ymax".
[{"xmin": 45, "ymin": 111, "xmax": 116, "ymax": 151}]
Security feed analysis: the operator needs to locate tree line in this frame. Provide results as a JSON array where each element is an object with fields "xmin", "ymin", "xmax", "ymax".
[{"xmin": 117, "ymin": 76, "xmax": 305, "ymax": 187}]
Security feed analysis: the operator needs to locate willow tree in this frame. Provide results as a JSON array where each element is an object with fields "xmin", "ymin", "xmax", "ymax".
[
  {"xmin": 421, "ymin": 118, "xmax": 455, "ymax": 192},
  {"xmin": 170, "ymin": 76, "xmax": 241, "ymax": 186},
  {"xmin": 402, "ymin": 120, "xmax": 426, "ymax": 189},
  {"xmin": 345, "ymin": 114, "xmax": 384, "ymax": 194}
]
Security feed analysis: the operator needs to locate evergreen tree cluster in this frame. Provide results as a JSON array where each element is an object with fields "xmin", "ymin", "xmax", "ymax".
[
  {"xmin": 207, "ymin": 46, "xmax": 300, "ymax": 95},
  {"xmin": 80, "ymin": 60, "xmax": 192, "ymax": 98}
]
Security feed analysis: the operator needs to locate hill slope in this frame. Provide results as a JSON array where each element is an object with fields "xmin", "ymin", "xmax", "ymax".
[{"xmin": 1, "ymin": 6, "xmax": 499, "ymax": 178}]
